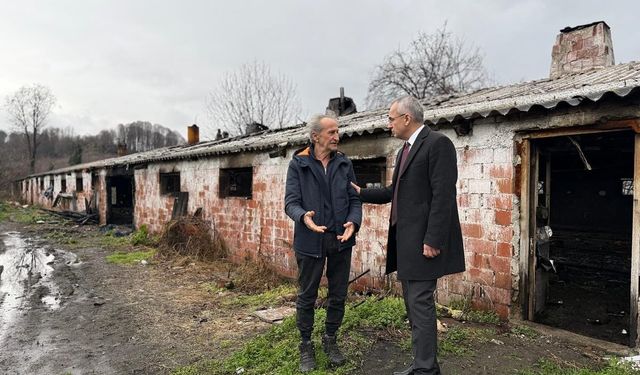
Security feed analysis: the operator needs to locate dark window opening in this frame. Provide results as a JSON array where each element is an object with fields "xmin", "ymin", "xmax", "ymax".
[
  {"xmin": 76, "ymin": 176, "xmax": 84, "ymax": 192},
  {"xmin": 220, "ymin": 167, "xmax": 253, "ymax": 198},
  {"xmin": 49, "ymin": 177, "xmax": 54, "ymax": 189},
  {"xmin": 61, "ymin": 178, "xmax": 67, "ymax": 193},
  {"xmin": 40, "ymin": 178, "xmax": 44, "ymax": 190},
  {"xmin": 160, "ymin": 172, "xmax": 181, "ymax": 195},
  {"xmin": 91, "ymin": 174, "xmax": 99, "ymax": 190},
  {"xmin": 352, "ymin": 158, "xmax": 387, "ymax": 188}
]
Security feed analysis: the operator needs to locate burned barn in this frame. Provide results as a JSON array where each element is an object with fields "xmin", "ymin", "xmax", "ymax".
[{"xmin": 17, "ymin": 21, "xmax": 640, "ymax": 346}]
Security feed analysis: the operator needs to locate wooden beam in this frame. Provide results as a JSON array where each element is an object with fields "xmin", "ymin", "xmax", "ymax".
[
  {"xmin": 630, "ymin": 133, "xmax": 640, "ymax": 346},
  {"xmin": 519, "ymin": 139, "xmax": 532, "ymax": 319},
  {"xmin": 521, "ymin": 119, "xmax": 640, "ymax": 139},
  {"xmin": 528, "ymin": 145, "xmax": 539, "ymax": 320}
]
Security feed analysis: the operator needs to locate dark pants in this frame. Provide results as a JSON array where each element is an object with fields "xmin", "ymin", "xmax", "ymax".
[
  {"xmin": 401, "ymin": 279, "xmax": 440, "ymax": 375},
  {"xmin": 295, "ymin": 232, "xmax": 352, "ymax": 341}
]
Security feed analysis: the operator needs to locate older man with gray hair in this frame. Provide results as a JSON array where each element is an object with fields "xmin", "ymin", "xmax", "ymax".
[
  {"xmin": 284, "ymin": 114, "xmax": 362, "ymax": 372},
  {"xmin": 352, "ymin": 96, "xmax": 465, "ymax": 375}
]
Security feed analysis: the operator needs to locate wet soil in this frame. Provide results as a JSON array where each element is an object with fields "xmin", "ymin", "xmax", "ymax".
[
  {"xmin": 0, "ymin": 219, "xmax": 631, "ymax": 375},
  {"xmin": 0, "ymin": 221, "xmax": 270, "ymax": 375},
  {"xmin": 360, "ymin": 322, "xmax": 603, "ymax": 375}
]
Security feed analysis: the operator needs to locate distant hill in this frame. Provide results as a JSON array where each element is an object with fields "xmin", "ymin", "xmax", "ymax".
[
  {"xmin": 0, "ymin": 121, "xmax": 187, "ymax": 195},
  {"xmin": 115, "ymin": 121, "xmax": 186, "ymax": 153}
]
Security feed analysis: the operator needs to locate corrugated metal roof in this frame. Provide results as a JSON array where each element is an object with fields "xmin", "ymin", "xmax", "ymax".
[{"xmin": 27, "ymin": 61, "xmax": 640, "ymax": 178}]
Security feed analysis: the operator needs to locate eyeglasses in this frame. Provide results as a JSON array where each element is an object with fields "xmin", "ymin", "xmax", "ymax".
[{"xmin": 388, "ymin": 113, "xmax": 407, "ymax": 123}]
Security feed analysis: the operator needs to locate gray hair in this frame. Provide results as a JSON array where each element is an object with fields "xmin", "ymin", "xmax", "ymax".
[
  {"xmin": 307, "ymin": 114, "xmax": 337, "ymax": 142},
  {"xmin": 392, "ymin": 96, "xmax": 424, "ymax": 124}
]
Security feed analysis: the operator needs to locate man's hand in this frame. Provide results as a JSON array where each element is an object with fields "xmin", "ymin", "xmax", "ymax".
[
  {"xmin": 303, "ymin": 211, "xmax": 327, "ymax": 233},
  {"xmin": 423, "ymin": 244, "xmax": 441, "ymax": 258},
  {"xmin": 337, "ymin": 222, "xmax": 355, "ymax": 243},
  {"xmin": 350, "ymin": 182, "xmax": 361, "ymax": 195}
]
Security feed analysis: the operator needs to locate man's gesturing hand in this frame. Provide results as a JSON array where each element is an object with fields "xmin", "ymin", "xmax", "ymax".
[
  {"xmin": 337, "ymin": 222, "xmax": 355, "ymax": 243},
  {"xmin": 303, "ymin": 211, "xmax": 327, "ymax": 233},
  {"xmin": 350, "ymin": 182, "xmax": 361, "ymax": 195},
  {"xmin": 423, "ymin": 244, "xmax": 441, "ymax": 258}
]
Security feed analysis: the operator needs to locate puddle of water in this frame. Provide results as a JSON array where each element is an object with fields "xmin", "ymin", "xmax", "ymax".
[{"xmin": 0, "ymin": 231, "xmax": 62, "ymax": 341}]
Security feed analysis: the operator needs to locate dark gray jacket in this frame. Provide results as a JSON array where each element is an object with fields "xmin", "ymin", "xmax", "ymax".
[
  {"xmin": 284, "ymin": 146, "xmax": 362, "ymax": 258},
  {"xmin": 360, "ymin": 127, "xmax": 465, "ymax": 280}
]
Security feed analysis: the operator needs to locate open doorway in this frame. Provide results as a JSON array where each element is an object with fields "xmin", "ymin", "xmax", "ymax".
[
  {"xmin": 106, "ymin": 173, "xmax": 134, "ymax": 225},
  {"xmin": 529, "ymin": 131, "xmax": 634, "ymax": 345}
]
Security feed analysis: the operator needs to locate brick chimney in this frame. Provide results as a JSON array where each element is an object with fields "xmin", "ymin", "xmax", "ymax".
[
  {"xmin": 550, "ymin": 21, "xmax": 615, "ymax": 79},
  {"xmin": 117, "ymin": 142, "xmax": 127, "ymax": 156},
  {"xmin": 187, "ymin": 124, "xmax": 199, "ymax": 145}
]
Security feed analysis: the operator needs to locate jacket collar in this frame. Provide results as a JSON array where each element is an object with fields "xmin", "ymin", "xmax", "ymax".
[{"xmin": 294, "ymin": 144, "xmax": 345, "ymax": 167}]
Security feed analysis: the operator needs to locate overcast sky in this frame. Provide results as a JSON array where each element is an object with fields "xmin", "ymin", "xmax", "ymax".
[{"xmin": 1, "ymin": 0, "xmax": 639, "ymax": 139}]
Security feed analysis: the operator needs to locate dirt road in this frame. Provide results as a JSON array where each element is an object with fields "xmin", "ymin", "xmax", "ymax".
[
  {"xmin": 0, "ymin": 222, "xmax": 269, "ymax": 375},
  {"xmin": 0, "ymin": 218, "xmax": 632, "ymax": 375}
]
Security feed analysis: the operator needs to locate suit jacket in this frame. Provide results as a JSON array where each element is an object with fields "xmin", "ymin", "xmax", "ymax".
[{"xmin": 360, "ymin": 126, "xmax": 465, "ymax": 280}]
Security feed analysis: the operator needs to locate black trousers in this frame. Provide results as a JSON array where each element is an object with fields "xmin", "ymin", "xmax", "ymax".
[
  {"xmin": 295, "ymin": 232, "xmax": 352, "ymax": 341},
  {"xmin": 401, "ymin": 279, "xmax": 441, "ymax": 375}
]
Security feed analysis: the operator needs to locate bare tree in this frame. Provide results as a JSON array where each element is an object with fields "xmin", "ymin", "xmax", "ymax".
[
  {"xmin": 366, "ymin": 23, "xmax": 489, "ymax": 109},
  {"xmin": 206, "ymin": 61, "xmax": 302, "ymax": 136},
  {"xmin": 5, "ymin": 84, "xmax": 56, "ymax": 173}
]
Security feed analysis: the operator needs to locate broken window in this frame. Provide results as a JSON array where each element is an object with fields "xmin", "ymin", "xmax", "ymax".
[
  {"xmin": 76, "ymin": 176, "xmax": 84, "ymax": 192},
  {"xmin": 220, "ymin": 167, "xmax": 253, "ymax": 198},
  {"xmin": 40, "ymin": 178, "xmax": 44, "ymax": 190},
  {"xmin": 61, "ymin": 178, "xmax": 67, "ymax": 193},
  {"xmin": 622, "ymin": 178, "xmax": 633, "ymax": 196},
  {"xmin": 352, "ymin": 158, "xmax": 387, "ymax": 188},
  {"xmin": 160, "ymin": 172, "xmax": 181, "ymax": 195}
]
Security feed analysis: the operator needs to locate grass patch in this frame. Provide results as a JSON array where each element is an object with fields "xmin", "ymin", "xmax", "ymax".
[
  {"xmin": 0, "ymin": 202, "xmax": 9, "ymax": 222},
  {"xmin": 518, "ymin": 358, "xmax": 640, "ymax": 375},
  {"xmin": 172, "ymin": 296, "xmax": 408, "ymax": 374},
  {"xmin": 510, "ymin": 324, "xmax": 540, "ymax": 339},
  {"xmin": 0, "ymin": 202, "xmax": 51, "ymax": 224},
  {"xmin": 224, "ymin": 284, "xmax": 298, "ymax": 310},
  {"xmin": 100, "ymin": 232, "xmax": 131, "ymax": 248},
  {"xmin": 100, "ymin": 226, "xmax": 159, "ymax": 249},
  {"xmin": 438, "ymin": 326, "xmax": 496, "ymax": 357},
  {"xmin": 203, "ymin": 283, "xmax": 227, "ymax": 295},
  {"xmin": 447, "ymin": 298, "xmax": 501, "ymax": 324},
  {"xmin": 106, "ymin": 249, "xmax": 155, "ymax": 265},
  {"xmin": 130, "ymin": 225, "xmax": 159, "ymax": 246}
]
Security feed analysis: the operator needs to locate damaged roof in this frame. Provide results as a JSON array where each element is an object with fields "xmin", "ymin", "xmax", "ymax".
[{"xmin": 28, "ymin": 61, "xmax": 640, "ymax": 178}]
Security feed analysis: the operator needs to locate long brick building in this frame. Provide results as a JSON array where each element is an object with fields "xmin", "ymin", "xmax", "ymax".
[{"xmin": 17, "ymin": 22, "xmax": 640, "ymax": 347}]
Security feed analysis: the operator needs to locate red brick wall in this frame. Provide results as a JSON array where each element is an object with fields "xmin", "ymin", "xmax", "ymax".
[
  {"xmin": 438, "ymin": 146, "xmax": 514, "ymax": 318},
  {"xmin": 22, "ymin": 139, "xmax": 517, "ymax": 320}
]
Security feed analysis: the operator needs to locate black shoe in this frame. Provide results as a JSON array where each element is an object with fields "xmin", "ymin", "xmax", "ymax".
[
  {"xmin": 322, "ymin": 334, "xmax": 346, "ymax": 366},
  {"xmin": 299, "ymin": 340, "xmax": 316, "ymax": 372},
  {"xmin": 393, "ymin": 364, "xmax": 414, "ymax": 375}
]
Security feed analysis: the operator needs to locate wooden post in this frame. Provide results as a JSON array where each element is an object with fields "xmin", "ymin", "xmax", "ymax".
[
  {"xmin": 519, "ymin": 139, "xmax": 532, "ymax": 319},
  {"xmin": 630, "ymin": 134, "xmax": 640, "ymax": 346}
]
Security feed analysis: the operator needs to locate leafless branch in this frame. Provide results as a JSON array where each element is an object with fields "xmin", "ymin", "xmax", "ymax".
[
  {"xmin": 206, "ymin": 61, "xmax": 302, "ymax": 136},
  {"xmin": 365, "ymin": 23, "xmax": 489, "ymax": 109},
  {"xmin": 4, "ymin": 84, "xmax": 56, "ymax": 174}
]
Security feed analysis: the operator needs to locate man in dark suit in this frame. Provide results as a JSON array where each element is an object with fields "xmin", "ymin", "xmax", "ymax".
[{"xmin": 351, "ymin": 96, "xmax": 465, "ymax": 375}]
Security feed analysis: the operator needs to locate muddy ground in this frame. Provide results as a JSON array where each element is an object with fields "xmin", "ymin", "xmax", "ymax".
[{"xmin": 0, "ymin": 215, "xmax": 634, "ymax": 375}]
